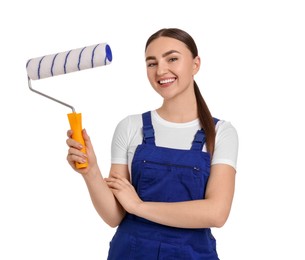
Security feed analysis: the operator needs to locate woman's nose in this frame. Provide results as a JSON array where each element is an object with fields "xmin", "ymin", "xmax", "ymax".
[{"xmin": 157, "ymin": 61, "xmax": 168, "ymax": 76}]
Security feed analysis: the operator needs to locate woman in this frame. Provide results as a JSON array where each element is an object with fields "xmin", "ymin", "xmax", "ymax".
[{"xmin": 66, "ymin": 28, "xmax": 238, "ymax": 259}]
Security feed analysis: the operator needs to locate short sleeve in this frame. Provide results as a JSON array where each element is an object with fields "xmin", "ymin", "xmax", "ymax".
[
  {"xmin": 111, "ymin": 116, "xmax": 130, "ymax": 165},
  {"xmin": 211, "ymin": 121, "xmax": 239, "ymax": 170}
]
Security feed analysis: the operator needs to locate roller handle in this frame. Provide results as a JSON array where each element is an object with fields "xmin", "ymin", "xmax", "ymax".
[{"xmin": 67, "ymin": 112, "xmax": 88, "ymax": 169}]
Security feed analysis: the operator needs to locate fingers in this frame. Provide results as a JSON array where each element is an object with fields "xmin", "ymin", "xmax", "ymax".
[
  {"xmin": 82, "ymin": 129, "xmax": 94, "ymax": 152},
  {"xmin": 67, "ymin": 129, "xmax": 93, "ymax": 151},
  {"xmin": 67, "ymin": 147, "xmax": 87, "ymax": 160},
  {"xmin": 105, "ymin": 173, "xmax": 131, "ymax": 190},
  {"xmin": 67, "ymin": 129, "xmax": 73, "ymax": 138},
  {"xmin": 66, "ymin": 129, "xmax": 86, "ymax": 149},
  {"xmin": 66, "ymin": 129, "xmax": 88, "ymax": 171},
  {"xmin": 66, "ymin": 137, "xmax": 83, "ymax": 150},
  {"xmin": 67, "ymin": 147, "xmax": 87, "ymax": 166}
]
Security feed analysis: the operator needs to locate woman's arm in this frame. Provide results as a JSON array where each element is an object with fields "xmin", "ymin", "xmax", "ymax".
[
  {"xmin": 82, "ymin": 164, "xmax": 128, "ymax": 227},
  {"xmin": 66, "ymin": 129, "xmax": 128, "ymax": 227},
  {"xmin": 106, "ymin": 164, "xmax": 236, "ymax": 229}
]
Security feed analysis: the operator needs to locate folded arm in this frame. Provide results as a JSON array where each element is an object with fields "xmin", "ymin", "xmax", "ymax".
[{"xmin": 106, "ymin": 164, "xmax": 236, "ymax": 229}]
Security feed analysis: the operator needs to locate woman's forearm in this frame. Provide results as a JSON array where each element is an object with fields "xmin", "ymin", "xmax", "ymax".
[
  {"xmin": 82, "ymin": 168, "xmax": 125, "ymax": 227},
  {"xmin": 133, "ymin": 199, "xmax": 228, "ymax": 229},
  {"xmin": 66, "ymin": 130, "xmax": 126, "ymax": 227},
  {"xmin": 132, "ymin": 165, "xmax": 235, "ymax": 229}
]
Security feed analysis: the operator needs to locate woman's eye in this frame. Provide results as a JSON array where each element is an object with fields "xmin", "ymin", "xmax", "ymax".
[
  {"xmin": 147, "ymin": 63, "xmax": 156, "ymax": 67},
  {"xmin": 169, "ymin": 57, "xmax": 178, "ymax": 62}
]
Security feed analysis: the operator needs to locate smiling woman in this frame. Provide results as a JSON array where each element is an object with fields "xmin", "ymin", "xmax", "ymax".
[
  {"xmin": 145, "ymin": 39, "xmax": 200, "ymax": 104},
  {"xmin": 66, "ymin": 28, "xmax": 238, "ymax": 260}
]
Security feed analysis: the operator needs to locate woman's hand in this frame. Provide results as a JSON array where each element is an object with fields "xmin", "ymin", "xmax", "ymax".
[
  {"xmin": 105, "ymin": 172, "xmax": 143, "ymax": 214},
  {"xmin": 66, "ymin": 129, "xmax": 98, "ymax": 175}
]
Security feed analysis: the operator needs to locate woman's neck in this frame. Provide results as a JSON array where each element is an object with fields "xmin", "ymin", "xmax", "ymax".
[{"xmin": 157, "ymin": 98, "xmax": 198, "ymax": 123}]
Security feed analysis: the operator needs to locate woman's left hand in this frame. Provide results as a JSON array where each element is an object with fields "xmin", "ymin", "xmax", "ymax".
[{"xmin": 105, "ymin": 172, "xmax": 143, "ymax": 214}]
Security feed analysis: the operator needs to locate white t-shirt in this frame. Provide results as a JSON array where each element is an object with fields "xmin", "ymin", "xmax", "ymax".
[{"xmin": 111, "ymin": 110, "xmax": 238, "ymax": 175}]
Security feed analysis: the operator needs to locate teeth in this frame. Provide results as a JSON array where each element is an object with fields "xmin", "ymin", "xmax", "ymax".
[{"xmin": 160, "ymin": 78, "xmax": 175, "ymax": 84}]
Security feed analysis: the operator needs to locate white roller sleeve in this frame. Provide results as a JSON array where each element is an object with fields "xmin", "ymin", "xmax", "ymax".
[{"xmin": 26, "ymin": 43, "xmax": 112, "ymax": 80}]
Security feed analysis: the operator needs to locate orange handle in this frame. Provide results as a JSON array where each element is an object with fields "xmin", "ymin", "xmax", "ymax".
[{"xmin": 67, "ymin": 112, "xmax": 88, "ymax": 169}]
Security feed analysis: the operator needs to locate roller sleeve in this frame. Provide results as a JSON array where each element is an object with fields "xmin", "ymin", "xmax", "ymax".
[{"xmin": 26, "ymin": 43, "xmax": 112, "ymax": 80}]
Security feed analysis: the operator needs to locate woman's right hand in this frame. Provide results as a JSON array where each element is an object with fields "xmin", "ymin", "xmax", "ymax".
[{"xmin": 66, "ymin": 129, "xmax": 98, "ymax": 175}]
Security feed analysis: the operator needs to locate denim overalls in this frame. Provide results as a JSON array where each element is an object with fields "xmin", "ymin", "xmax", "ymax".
[{"xmin": 108, "ymin": 111, "xmax": 219, "ymax": 260}]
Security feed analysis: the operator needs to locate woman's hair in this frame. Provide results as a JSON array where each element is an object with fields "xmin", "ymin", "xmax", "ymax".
[{"xmin": 145, "ymin": 28, "xmax": 216, "ymax": 156}]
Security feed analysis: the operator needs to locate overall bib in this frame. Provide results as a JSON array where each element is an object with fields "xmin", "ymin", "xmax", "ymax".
[{"xmin": 108, "ymin": 111, "xmax": 219, "ymax": 260}]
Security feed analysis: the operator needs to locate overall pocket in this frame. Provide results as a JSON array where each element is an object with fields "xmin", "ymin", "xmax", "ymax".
[{"xmin": 139, "ymin": 160, "xmax": 207, "ymax": 202}]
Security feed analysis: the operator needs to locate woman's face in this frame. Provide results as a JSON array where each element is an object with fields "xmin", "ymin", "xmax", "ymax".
[{"xmin": 145, "ymin": 36, "xmax": 200, "ymax": 101}]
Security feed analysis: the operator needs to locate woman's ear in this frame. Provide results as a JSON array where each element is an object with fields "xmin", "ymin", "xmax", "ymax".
[{"xmin": 193, "ymin": 56, "xmax": 201, "ymax": 75}]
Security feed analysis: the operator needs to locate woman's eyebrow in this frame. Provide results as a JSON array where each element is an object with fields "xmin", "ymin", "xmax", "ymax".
[
  {"xmin": 145, "ymin": 50, "xmax": 181, "ymax": 62},
  {"xmin": 162, "ymin": 50, "xmax": 181, "ymax": 57}
]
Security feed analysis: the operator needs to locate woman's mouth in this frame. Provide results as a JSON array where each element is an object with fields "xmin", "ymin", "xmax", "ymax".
[{"xmin": 158, "ymin": 78, "xmax": 176, "ymax": 86}]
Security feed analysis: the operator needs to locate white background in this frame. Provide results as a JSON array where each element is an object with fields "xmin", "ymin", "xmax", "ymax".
[{"xmin": 1, "ymin": 0, "xmax": 305, "ymax": 259}]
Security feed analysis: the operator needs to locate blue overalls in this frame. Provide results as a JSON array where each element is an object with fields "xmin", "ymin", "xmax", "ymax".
[{"xmin": 108, "ymin": 111, "xmax": 219, "ymax": 260}]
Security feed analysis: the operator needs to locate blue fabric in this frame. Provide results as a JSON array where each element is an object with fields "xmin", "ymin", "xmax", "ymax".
[{"xmin": 108, "ymin": 111, "xmax": 219, "ymax": 259}]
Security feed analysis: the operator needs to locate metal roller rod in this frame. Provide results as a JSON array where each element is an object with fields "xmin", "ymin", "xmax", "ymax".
[{"xmin": 28, "ymin": 77, "xmax": 75, "ymax": 112}]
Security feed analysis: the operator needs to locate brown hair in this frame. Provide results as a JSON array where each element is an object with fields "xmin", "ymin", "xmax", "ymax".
[{"xmin": 145, "ymin": 28, "xmax": 216, "ymax": 155}]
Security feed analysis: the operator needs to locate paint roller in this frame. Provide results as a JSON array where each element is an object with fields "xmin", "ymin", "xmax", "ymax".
[{"xmin": 26, "ymin": 43, "xmax": 112, "ymax": 168}]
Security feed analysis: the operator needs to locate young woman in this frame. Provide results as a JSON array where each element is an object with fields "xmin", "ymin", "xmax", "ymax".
[{"xmin": 66, "ymin": 28, "xmax": 238, "ymax": 259}]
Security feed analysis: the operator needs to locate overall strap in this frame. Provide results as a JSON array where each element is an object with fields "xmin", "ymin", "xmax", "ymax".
[
  {"xmin": 191, "ymin": 117, "xmax": 220, "ymax": 151},
  {"xmin": 191, "ymin": 130, "xmax": 206, "ymax": 151},
  {"xmin": 142, "ymin": 111, "xmax": 155, "ymax": 145}
]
